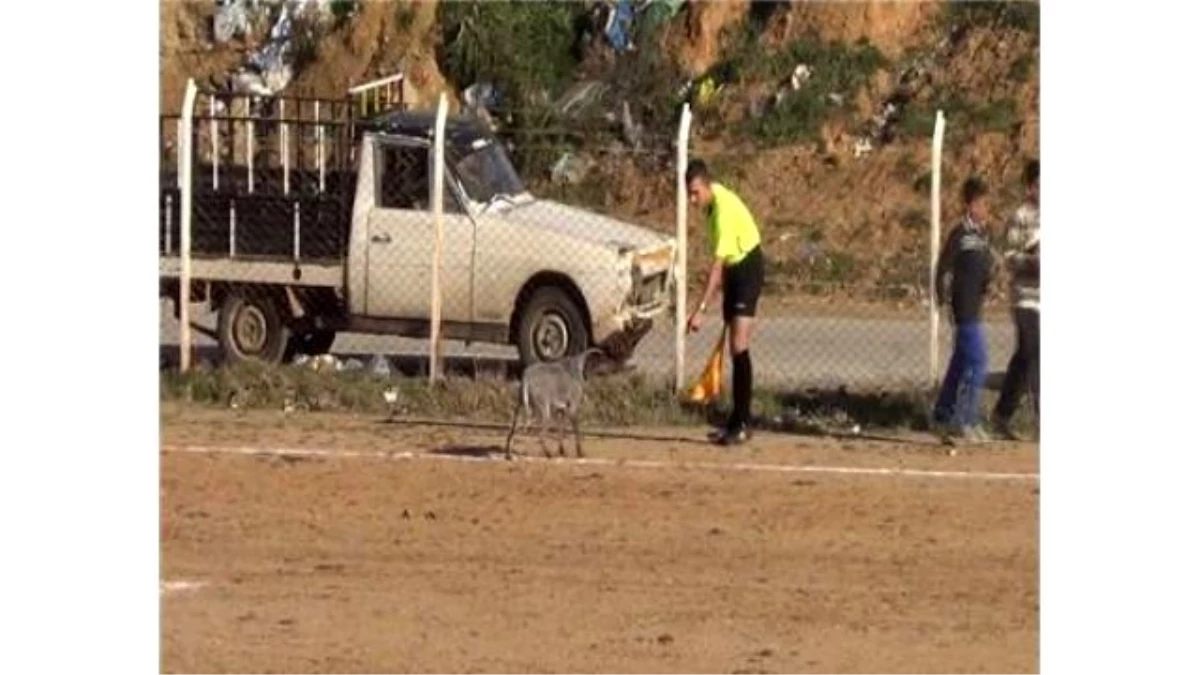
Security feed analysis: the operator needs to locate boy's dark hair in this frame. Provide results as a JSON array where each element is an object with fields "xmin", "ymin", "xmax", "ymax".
[
  {"xmin": 962, "ymin": 176, "xmax": 987, "ymax": 204},
  {"xmin": 1023, "ymin": 159, "xmax": 1039, "ymax": 187},
  {"xmin": 685, "ymin": 158, "xmax": 710, "ymax": 184}
]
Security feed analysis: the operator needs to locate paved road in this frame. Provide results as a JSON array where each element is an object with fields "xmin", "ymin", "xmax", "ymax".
[{"xmin": 161, "ymin": 300, "xmax": 1016, "ymax": 389}]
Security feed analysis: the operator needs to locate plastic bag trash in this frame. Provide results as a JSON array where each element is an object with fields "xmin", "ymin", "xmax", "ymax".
[
  {"xmin": 312, "ymin": 354, "xmax": 340, "ymax": 372},
  {"xmin": 550, "ymin": 152, "xmax": 594, "ymax": 186},
  {"xmin": 463, "ymin": 82, "xmax": 503, "ymax": 113},
  {"xmin": 214, "ymin": 0, "xmax": 254, "ymax": 43},
  {"xmin": 228, "ymin": 70, "xmax": 271, "ymax": 96},
  {"xmin": 620, "ymin": 100, "xmax": 643, "ymax": 149},
  {"xmin": 246, "ymin": 36, "xmax": 294, "ymax": 93},
  {"xmin": 790, "ymin": 64, "xmax": 813, "ymax": 91},
  {"xmin": 853, "ymin": 137, "xmax": 874, "ymax": 158},
  {"xmin": 369, "ymin": 353, "xmax": 392, "ymax": 378},
  {"xmin": 236, "ymin": 0, "xmax": 307, "ymax": 96},
  {"xmin": 554, "ymin": 81, "xmax": 610, "ymax": 118},
  {"xmin": 294, "ymin": 353, "xmax": 341, "ymax": 372},
  {"xmin": 605, "ymin": 0, "xmax": 636, "ymax": 53}
]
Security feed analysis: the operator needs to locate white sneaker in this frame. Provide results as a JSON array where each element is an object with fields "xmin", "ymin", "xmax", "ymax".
[{"xmin": 962, "ymin": 425, "xmax": 992, "ymax": 444}]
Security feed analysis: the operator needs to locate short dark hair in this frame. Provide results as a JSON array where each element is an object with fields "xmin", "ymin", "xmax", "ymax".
[
  {"xmin": 1023, "ymin": 159, "xmax": 1039, "ymax": 187},
  {"xmin": 962, "ymin": 176, "xmax": 987, "ymax": 204},
  {"xmin": 685, "ymin": 158, "xmax": 710, "ymax": 184}
]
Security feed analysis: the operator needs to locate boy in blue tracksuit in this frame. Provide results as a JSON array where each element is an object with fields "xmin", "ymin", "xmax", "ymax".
[{"xmin": 933, "ymin": 177, "xmax": 995, "ymax": 443}]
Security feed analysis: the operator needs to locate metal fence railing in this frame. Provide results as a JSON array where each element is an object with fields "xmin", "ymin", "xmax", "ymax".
[{"xmin": 163, "ymin": 77, "xmax": 1021, "ymax": 395}]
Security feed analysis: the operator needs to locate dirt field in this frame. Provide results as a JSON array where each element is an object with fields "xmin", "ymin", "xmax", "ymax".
[{"xmin": 160, "ymin": 404, "xmax": 1039, "ymax": 673}]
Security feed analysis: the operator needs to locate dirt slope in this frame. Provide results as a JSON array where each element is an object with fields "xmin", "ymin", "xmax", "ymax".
[
  {"xmin": 159, "ymin": 1, "xmax": 1039, "ymax": 304},
  {"xmin": 160, "ymin": 0, "xmax": 451, "ymax": 111}
]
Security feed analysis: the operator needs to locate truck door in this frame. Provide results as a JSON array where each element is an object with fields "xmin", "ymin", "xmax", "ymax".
[{"xmin": 364, "ymin": 139, "xmax": 475, "ymax": 322}]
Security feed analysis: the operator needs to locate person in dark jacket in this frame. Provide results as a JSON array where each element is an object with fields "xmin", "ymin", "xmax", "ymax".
[
  {"xmin": 992, "ymin": 159, "xmax": 1040, "ymax": 439},
  {"xmin": 932, "ymin": 177, "xmax": 995, "ymax": 443}
]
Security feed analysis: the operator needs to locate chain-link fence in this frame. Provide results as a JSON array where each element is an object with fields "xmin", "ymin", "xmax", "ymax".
[{"xmin": 160, "ymin": 72, "xmax": 1018, "ymax": 396}]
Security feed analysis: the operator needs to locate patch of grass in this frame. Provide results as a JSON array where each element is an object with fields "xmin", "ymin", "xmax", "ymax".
[
  {"xmin": 975, "ymin": 98, "xmax": 1020, "ymax": 133},
  {"xmin": 615, "ymin": 43, "xmax": 690, "ymax": 136},
  {"xmin": 436, "ymin": 0, "xmax": 586, "ymax": 99},
  {"xmin": 753, "ymin": 87, "xmax": 828, "ymax": 146},
  {"xmin": 767, "ymin": 248, "xmax": 860, "ymax": 295},
  {"xmin": 1009, "ymin": 53, "xmax": 1036, "ymax": 82},
  {"xmin": 707, "ymin": 154, "xmax": 750, "ymax": 185},
  {"xmin": 897, "ymin": 87, "xmax": 972, "ymax": 140},
  {"xmin": 944, "ymin": 0, "xmax": 1040, "ymax": 34},
  {"xmin": 289, "ymin": 11, "xmax": 324, "ymax": 71},
  {"xmin": 163, "ymin": 362, "xmax": 982, "ymax": 434},
  {"xmin": 874, "ymin": 250, "xmax": 925, "ymax": 297},
  {"xmin": 818, "ymin": 250, "xmax": 860, "ymax": 285},
  {"xmin": 740, "ymin": 37, "xmax": 887, "ymax": 146},
  {"xmin": 435, "ymin": 0, "xmax": 683, "ymax": 178},
  {"xmin": 329, "ymin": 0, "xmax": 360, "ymax": 27},
  {"xmin": 899, "ymin": 90, "xmax": 1021, "ymax": 141},
  {"xmin": 540, "ymin": 170, "xmax": 612, "ymax": 211}
]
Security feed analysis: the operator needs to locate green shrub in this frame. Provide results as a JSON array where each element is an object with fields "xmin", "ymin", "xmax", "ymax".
[
  {"xmin": 329, "ymin": 0, "xmax": 360, "ymax": 26},
  {"xmin": 944, "ymin": 0, "xmax": 1040, "ymax": 34},
  {"xmin": 745, "ymin": 37, "xmax": 887, "ymax": 146},
  {"xmin": 436, "ymin": 0, "xmax": 585, "ymax": 99}
]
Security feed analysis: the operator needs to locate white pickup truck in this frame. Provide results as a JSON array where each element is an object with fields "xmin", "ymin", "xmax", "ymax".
[{"xmin": 159, "ymin": 78, "xmax": 677, "ymax": 368}]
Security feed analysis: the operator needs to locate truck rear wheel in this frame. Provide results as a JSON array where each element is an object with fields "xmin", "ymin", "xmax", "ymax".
[
  {"xmin": 516, "ymin": 286, "xmax": 589, "ymax": 367},
  {"xmin": 217, "ymin": 290, "xmax": 292, "ymax": 365}
]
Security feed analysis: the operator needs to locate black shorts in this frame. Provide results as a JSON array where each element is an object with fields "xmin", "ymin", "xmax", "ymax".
[{"xmin": 722, "ymin": 245, "xmax": 765, "ymax": 322}]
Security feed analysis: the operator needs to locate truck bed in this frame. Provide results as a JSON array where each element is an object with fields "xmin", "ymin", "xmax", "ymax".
[
  {"xmin": 159, "ymin": 86, "xmax": 371, "ymax": 267},
  {"xmin": 159, "ymin": 167, "xmax": 355, "ymax": 262}
]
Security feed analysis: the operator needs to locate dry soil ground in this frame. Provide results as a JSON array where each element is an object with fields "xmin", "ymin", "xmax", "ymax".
[{"xmin": 160, "ymin": 404, "xmax": 1038, "ymax": 673}]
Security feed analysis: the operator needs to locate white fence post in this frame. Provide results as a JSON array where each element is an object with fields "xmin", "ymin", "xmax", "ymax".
[
  {"xmin": 673, "ymin": 103, "xmax": 693, "ymax": 394},
  {"xmin": 178, "ymin": 78, "xmax": 199, "ymax": 373},
  {"xmin": 429, "ymin": 92, "xmax": 449, "ymax": 384},
  {"xmin": 929, "ymin": 110, "xmax": 946, "ymax": 388}
]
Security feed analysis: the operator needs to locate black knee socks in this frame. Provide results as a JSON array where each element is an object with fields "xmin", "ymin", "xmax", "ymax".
[{"xmin": 731, "ymin": 350, "xmax": 752, "ymax": 430}]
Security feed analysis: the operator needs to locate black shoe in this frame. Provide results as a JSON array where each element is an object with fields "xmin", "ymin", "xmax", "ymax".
[
  {"xmin": 992, "ymin": 416, "xmax": 1020, "ymax": 441},
  {"xmin": 716, "ymin": 427, "xmax": 752, "ymax": 446}
]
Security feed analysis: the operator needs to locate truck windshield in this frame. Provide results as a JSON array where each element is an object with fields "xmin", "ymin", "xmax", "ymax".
[{"xmin": 451, "ymin": 141, "xmax": 526, "ymax": 203}]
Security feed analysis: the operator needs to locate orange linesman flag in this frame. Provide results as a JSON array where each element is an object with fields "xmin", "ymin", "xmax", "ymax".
[{"xmin": 683, "ymin": 328, "xmax": 726, "ymax": 404}]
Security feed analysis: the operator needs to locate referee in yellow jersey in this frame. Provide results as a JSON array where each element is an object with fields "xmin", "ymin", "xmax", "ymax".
[{"xmin": 685, "ymin": 159, "xmax": 766, "ymax": 446}]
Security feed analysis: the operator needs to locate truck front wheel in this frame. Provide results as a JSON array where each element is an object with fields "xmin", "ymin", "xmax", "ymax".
[
  {"xmin": 217, "ymin": 290, "xmax": 292, "ymax": 365},
  {"xmin": 516, "ymin": 286, "xmax": 588, "ymax": 366}
]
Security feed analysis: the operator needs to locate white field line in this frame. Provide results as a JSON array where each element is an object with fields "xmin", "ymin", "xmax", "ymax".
[
  {"xmin": 161, "ymin": 444, "xmax": 1039, "ymax": 483},
  {"xmin": 161, "ymin": 580, "xmax": 208, "ymax": 595}
]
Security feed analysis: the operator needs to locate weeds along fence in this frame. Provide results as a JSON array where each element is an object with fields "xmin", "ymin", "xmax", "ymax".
[{"xmin": 166, "ymin": 78, "xmax": 1016, "ymax": 397}]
